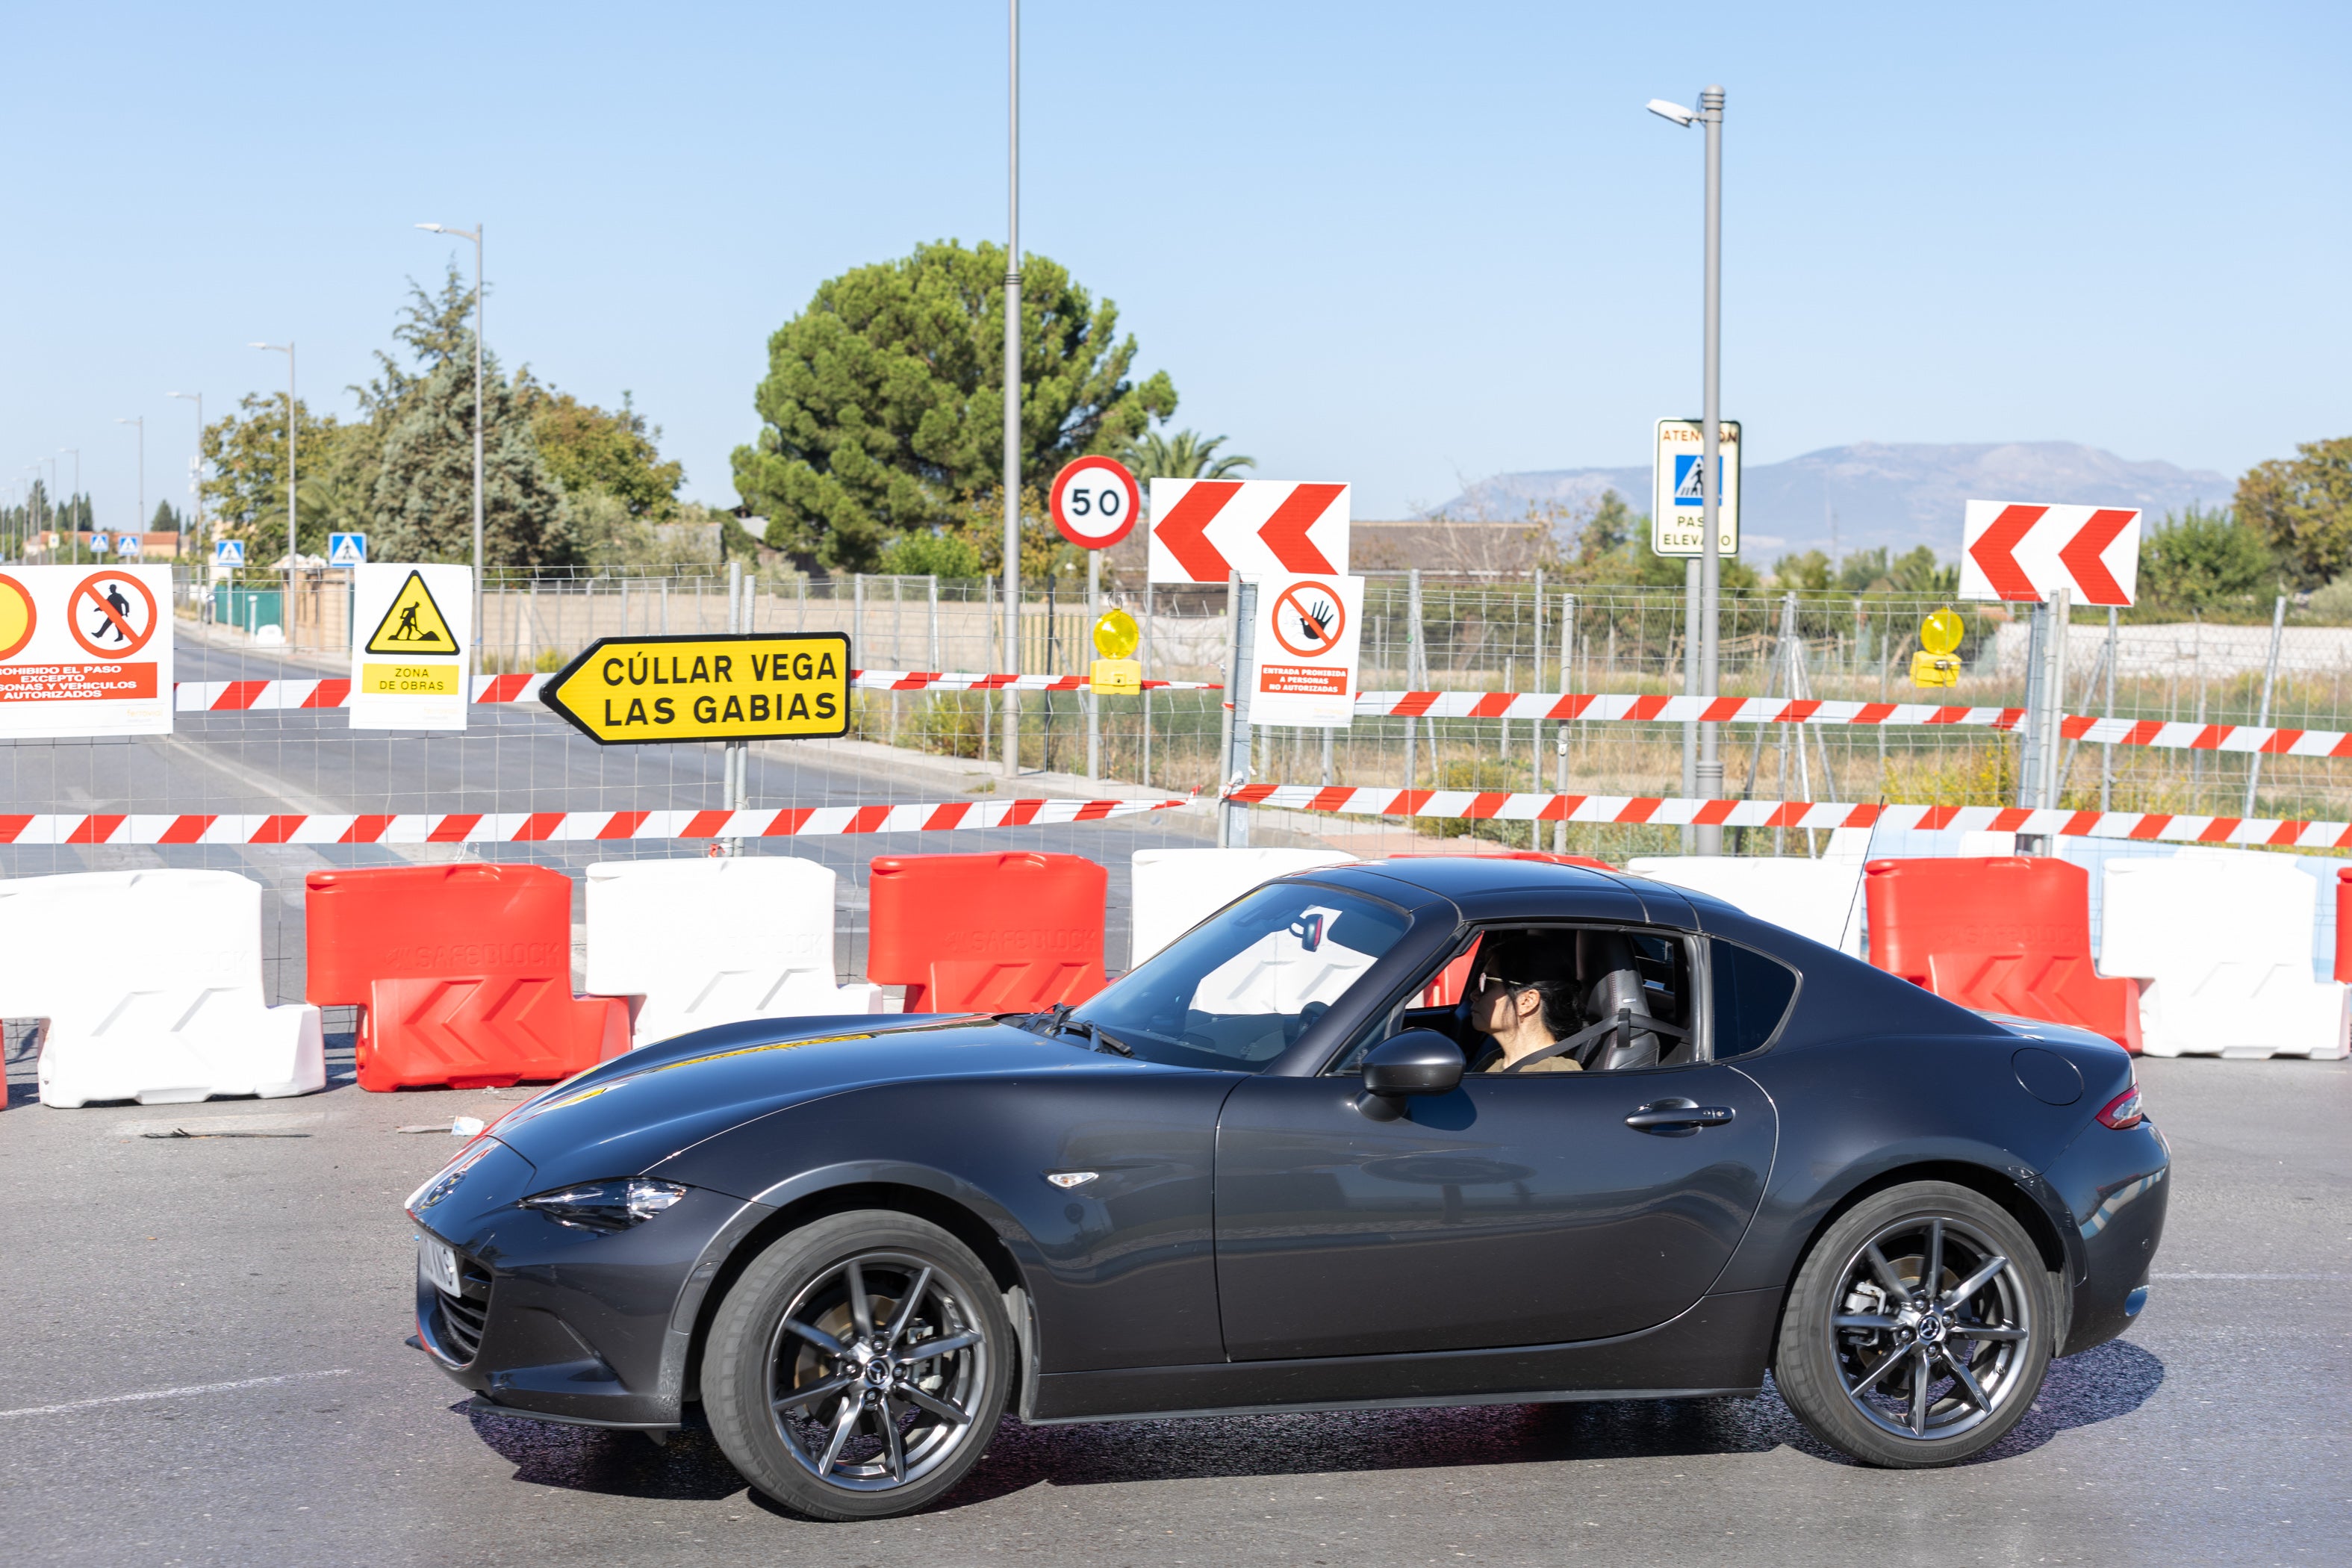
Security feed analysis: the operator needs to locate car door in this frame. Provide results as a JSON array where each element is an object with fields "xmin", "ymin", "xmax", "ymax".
[{"xmin": 1212, "ymin": 935, "xmax": 1777, "ymax": 1361}]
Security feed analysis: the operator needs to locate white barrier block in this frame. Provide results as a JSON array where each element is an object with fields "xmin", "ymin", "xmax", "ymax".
[
  {"xmin": 1625, "ymin": 854, "xmax": 1866, "ymax": 956},
  {"xmin": 1129, "ymin": 848, "xmax": 1357, "ymax": 968},
  {"xmin": 2100, "ymin": 850, "xmax": 2349, "ymax": 1060},
  {"xmin": 0, "ymin": 869, "xmax": 323, "ymax": 1107},
  {"xmin": 585, "ymin": 858, "xmax": 882, "ymax": 1048}
]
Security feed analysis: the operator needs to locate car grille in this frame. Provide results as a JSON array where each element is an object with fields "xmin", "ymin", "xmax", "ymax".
[{"xmin": 433, "ymin": 1259, "xmax": 494, "ymax": 1363}]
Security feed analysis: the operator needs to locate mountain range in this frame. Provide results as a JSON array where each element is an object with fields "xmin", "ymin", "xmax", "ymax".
[{"xmin": 1424, "ymin": 442, "xmax": 2236, "ymax": 561}]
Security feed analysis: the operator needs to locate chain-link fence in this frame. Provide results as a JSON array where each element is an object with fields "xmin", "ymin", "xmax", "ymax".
[{"xmin": 13, "ymin": 564, "xmax": 2352, "ymax": 1027}]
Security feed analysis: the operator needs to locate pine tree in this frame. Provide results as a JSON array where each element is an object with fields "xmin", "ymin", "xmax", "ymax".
[{"xmin": 372, "ymin": 344, "xmax": 574, "ymax": 567}]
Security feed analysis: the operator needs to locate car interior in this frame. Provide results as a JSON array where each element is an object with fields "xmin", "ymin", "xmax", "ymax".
[{"xmin": 1339, "ymin": 924, "xmax": 1699, "ymax": 1075}]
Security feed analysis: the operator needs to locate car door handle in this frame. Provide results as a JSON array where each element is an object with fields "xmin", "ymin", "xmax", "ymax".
[{"xmin": 1625, "ymin": 1099, "xmax": 1735, "ymax": 1131}]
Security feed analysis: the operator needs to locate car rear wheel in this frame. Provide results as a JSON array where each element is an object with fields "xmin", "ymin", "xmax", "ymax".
[
  {"xmin": 700, "ymin": 1210, "xmax": 1011, "ymax": 1520},
  {"xmin": 1773, "ymin": 1180, "xmax": 2053, "ymax": 1467}
]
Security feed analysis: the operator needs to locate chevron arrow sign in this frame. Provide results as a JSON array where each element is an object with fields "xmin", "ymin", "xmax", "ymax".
[
  {"xmin": 1958, "ymin": 500, "xmax": 2143, "ymax": 606},
  {"xmin": 1147, "ymin": 479, "xmax": 1351, "ymax": 584}
]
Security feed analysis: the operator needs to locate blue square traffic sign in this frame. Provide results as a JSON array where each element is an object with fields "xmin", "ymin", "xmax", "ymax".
[
  {"xmin": 328, "ymin": 532, "xmax": 367, "ymax": 567},
  {"xmin": 1673, "ymin": 453, "xmax": 1720, "ymax": 508}
]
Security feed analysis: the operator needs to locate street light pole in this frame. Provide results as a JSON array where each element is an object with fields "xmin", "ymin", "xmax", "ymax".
[
  {"xmin": 168, "ymin": 391, "xmax": 203, "ymax": 561},
  {"xmin": 417, "ymin": 223, "xmax": 486, "ymax": 683},
  {"xmin": 1647, "ymin": 87, "xmax": 1728, "ymax": 852},
  {"xmin": 1000, "ymin": 0, "xmax": 1023, "ymax": 778},
  {"xmin": 115, "ymin": 418, "xmax": 144, "ymax": 545},
  {"xmin": 1696, "ymin": 85, "xmax": 1725, "ymax": 853}
]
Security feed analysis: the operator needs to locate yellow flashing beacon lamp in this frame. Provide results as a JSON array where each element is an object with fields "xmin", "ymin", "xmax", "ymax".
[
  {"xmin": 1089, "ymin": 608, "xmax": 1142, "ymax": 696},
  {"xmin": 1909, "ymin": 607, "xmax": 1964, "ymax": 688}
]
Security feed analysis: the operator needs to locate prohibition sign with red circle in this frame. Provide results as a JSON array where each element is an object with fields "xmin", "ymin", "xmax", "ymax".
[
  {"xmin": 0, "ymin": 574, "xmax": 37, "ymax": 661},
  {"xmin": 1271, "ymin": 579, "xmax": 1346, "ymax": 659},
  {"xmin": 1050, "ymin": 456, "xmax": 1142, "ymax": 550},
  {"xmin": 69, "ymin": 570, "xmax": 158, "ymax": 659}
]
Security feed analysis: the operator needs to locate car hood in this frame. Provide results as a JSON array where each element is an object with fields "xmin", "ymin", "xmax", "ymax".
[{"xmin": 483, "ymin": 1012, "xmax": 1101, "ymax": 1187}]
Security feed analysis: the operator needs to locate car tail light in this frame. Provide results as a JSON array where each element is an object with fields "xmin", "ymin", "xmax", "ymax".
[{"xmin": 2095, "ymin": 1078, "xmax": 2144, "ymax": 1130}]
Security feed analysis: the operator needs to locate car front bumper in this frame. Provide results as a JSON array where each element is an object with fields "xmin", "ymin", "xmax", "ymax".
[{"xmin": 408, "ymin": 1142, "xmax": 773, "ymax": 1428}]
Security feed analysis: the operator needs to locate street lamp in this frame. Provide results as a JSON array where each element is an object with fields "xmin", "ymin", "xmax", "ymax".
[
  {"xmin": 115, "ymin": 418, "xmax": 144, "ymax": 553},
  {"xmin": 249, "ymin": 343, "xmax": 293, "ymax": 620},
  {"xmin": 168, "ymin": 391, "xmax": 204, "ymax": 562},
  {"xmin": 1648, "ymin": 86, "xmax": 1726, "ymax": 853},
  {"xmin": 416, "ymin": 221, "xmax": 485, "ymax": 683}
]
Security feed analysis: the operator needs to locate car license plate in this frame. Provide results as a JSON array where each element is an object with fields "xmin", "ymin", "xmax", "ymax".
[{"xmin": 417, "ymin": 1235, "xmax": 464, "ymax": 1296}]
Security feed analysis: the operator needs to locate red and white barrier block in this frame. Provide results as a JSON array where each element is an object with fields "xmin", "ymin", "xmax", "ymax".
[
  {"xmin": 1222, "ymin": 784, "xmax": 2352, "ymax": 849},
  {"xmin": 0, "ymin": 796, "xmax": 1187, "ymax": 847}
]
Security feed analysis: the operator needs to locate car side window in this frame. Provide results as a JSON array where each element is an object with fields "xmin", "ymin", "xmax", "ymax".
[
  {"xmin": 1709, "ymin": 938, "xmax": 1799, "ymax": 1060},
  {"xmin": 1330, "ymin": 922, "xmax": 1698, "ymax": 1075}
]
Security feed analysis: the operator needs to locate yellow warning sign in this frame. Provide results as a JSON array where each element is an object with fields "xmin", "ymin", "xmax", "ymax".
[
  {"xmin": 364, "ymin": 570, "xmax": 461, "ymax": 656},
  {"xmin": 540, "ymin": 633, "xmax": 852, "ymax": 745},
  {"xmin": 358, "ymin": 662, "xmax": 462, "ymax": 695}
]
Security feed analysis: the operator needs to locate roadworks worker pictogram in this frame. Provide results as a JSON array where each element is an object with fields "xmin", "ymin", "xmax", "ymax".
[{"xmin": 365, "ymin": 570, "xmax": 461, "ymax": 656}]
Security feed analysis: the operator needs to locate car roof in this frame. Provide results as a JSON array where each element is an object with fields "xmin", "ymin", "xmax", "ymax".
[{"xmin": 1329, "ymin": 854, "xmax": 1640, "ymax": 900}]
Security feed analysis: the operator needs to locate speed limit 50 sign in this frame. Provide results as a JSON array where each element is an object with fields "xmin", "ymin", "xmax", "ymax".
[{"xmin": 1050, "ymin": 457, "xmax": 1140, "ymax": 550}]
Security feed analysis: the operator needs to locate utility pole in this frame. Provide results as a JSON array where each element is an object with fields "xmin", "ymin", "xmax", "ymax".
[
  {"xmin": 58, "ymin": 449, "xmax": 79, "ymax": 558},
  {"xmin": 1000, "ymin": 0, "xmax": 1023, "ymax": 777}
]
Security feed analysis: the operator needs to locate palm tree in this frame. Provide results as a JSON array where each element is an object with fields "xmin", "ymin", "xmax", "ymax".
[{"xmin": 1114, "ymin": 428, "xmax": 1255, "ymax": 482}]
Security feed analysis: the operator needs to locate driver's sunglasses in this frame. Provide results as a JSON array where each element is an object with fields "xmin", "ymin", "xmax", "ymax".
[{"xmin": 1473, "ymin": 972, "xmax": 1536, "ymax": 994}]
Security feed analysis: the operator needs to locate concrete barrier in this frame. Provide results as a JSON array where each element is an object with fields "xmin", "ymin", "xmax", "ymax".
[
  {"xmin": 2101, "ymin": 849, "xmax": 2349, "ymax": 1060},
  {"xmin": 584, "ymin": 857, "xmax": 882, "ymax": 1048},
  {"xmin": 1129, "ymin": 848, "xmax": 1357, "ymax": 968},
  {"xmin": 0, "ymin": 869, "xmax": 323, "ymax": 1107}
]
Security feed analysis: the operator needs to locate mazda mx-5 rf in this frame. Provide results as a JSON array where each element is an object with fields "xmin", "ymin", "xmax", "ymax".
[{"xmin": 405, "ymin": 857, "xmax": 2168, "ymax": 1520}]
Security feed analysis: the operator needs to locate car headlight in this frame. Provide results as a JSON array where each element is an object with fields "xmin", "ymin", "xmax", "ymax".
[
  {"xmin": 405, "ymin": 1138, "xmax": 498, "ymax": 1216},
  {"xmin": 520, "ymin": 1178, "xmax": 688, "ymax": 1232}
]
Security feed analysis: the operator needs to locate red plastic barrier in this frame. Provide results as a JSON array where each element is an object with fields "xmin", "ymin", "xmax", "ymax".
[
  {"xmin": 2335, "ymin": 869, "xmax": 2352, "ymax": 983},
  {"xmin": 866, "ymin": 852, "xmax": 1107, "ymax": 1012},
  {"xmin": 1864, "ymin": 856, "xmax": 2141, "ymax": 1051},
  {"xmin": 305, "ymin": 864, "xmax": 630, "ymax": 1091}
]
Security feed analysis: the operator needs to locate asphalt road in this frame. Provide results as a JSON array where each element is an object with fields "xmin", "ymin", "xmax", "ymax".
[
  {"xmin": 0, "ymin": 1051, "xmax": 2341, "ymax": 1568},
  {"xmin": 0, "ymin": 626, "xmax": 1222, "ymax": 991}
]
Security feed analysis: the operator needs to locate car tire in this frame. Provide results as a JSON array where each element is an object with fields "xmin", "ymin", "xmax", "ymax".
[
  {"xmin": 700, "ymin": 1210, "xmax": 1012, "ymax": 1521},
  {"xmin": 1773, "ymin": 1180, "xmax": 2055, "ymax": 1468}
]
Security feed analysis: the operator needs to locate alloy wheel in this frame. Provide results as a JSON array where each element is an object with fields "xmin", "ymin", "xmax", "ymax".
[
  {"xmin": 765, "ymin": 1248, "xmax": 990, "ymax": 1492},
  {"xmin": 1826, "ymin": 1214, "xmax": 2034, "ymax": 1442}
]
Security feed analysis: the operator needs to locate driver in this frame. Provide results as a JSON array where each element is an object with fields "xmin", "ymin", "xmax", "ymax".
[{"xmin": 1463, "ymin": 934, "xmax": 1583, "ymax": 1074}]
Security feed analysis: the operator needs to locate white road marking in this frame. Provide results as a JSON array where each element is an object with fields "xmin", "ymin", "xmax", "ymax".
[
  {"xmin": 0, "ymin": 1369, "xmax": 352, "ymax": 1419},
  {"xmin": 2150, "ymin": 1272, "xmax": 2352, "ymax": 1281}
]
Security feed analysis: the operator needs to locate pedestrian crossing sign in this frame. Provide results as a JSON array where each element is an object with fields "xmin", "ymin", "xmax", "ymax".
[
  {"xmin": 328, "ymin": 532, "xmax": 366, "ymax": 567},
  {"xmin": 1650, "ymin": 418, "xmax": 1742, "ymax": 558},
  {"xmin": 364, "ymin": 569, "xmax": 461, "ymax": 656},
  {"xmin": 213, "ymin": 539, "xmax": 245, "ymax": 567}
]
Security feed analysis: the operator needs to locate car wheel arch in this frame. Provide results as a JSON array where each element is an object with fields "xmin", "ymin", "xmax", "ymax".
[
  {"xmin": 679, "ymin": 1173, "xmax": 1034, "ymax": 1416},
  {"xmin": 1764, "ymin": 1158, "xmax": 2076, "ymax": 1372}
]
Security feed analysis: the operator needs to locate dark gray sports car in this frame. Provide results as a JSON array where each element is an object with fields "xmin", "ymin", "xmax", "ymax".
[{"xmin": 405, "ymin": 856, "xmax": 2167, "ymax": 1519}]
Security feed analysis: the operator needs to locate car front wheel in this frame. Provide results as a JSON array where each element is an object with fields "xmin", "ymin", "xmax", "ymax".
[
  {"xmin": 1773, "ymin": 1180, "xmax": 2054, "ymax": 1467},
  {"xmin": 700, "ymin": 1210, "xmax": 1012, "ymax": 1520}
]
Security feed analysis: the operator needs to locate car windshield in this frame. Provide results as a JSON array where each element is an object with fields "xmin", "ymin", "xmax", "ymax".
[{"xmin": 1071, "ymin": 883, "xmax": 1412, "ymax": 1071}]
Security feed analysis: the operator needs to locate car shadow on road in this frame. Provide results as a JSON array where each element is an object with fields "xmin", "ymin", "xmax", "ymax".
[{"xmin": 455, "ymin": 1339, "xmax": 2165, "ymax": 1511}]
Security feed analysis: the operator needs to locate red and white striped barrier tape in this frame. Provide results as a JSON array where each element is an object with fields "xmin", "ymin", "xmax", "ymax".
[
  {"xmin": 170, "ymin": 671, "xmax": 1220, "ymax": 711},
  {"xmin": 1352, "ymin": 690, "xmax": 2352, "ymax": 757},
  {"xmin": 0, "ymin": 795, "xmax": 1188, "ymax": 847},
  {"xmin": 1224, "ymin": 783, "xmax": 2352, "ymax": 849}
]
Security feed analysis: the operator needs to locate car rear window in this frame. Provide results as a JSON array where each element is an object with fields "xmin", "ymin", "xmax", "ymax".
[{"xmin": 1710, "ymin": 939, "xmax": 1799, "ymax": 1059}]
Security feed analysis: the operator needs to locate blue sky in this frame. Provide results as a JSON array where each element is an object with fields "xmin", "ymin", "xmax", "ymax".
[{"xmin": 4, "ymin": 1, "xmax": 2345, "ymax": 529}]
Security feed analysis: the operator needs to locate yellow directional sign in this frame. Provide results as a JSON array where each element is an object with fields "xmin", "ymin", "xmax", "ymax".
[
  {"xmin": 364, "ymin": 569, "xmax": 461, "ymax": 656},
  {"xmin": 540, "ymin": 633, "xmax": 851, "ymax": 745}
]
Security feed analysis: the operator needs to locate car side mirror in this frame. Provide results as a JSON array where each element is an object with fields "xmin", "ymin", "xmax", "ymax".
[{"xmin": 1357, "ymin": 1029, "xmax": 1465, "ymax": 1121}]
